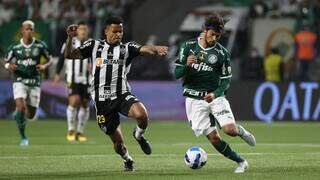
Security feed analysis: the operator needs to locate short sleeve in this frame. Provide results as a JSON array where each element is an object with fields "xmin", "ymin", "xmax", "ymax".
[
  {"xmin": 220, "ymin": 51, "xmax": 232, "ymax": 79},
  {"xmin": 128, "ymin": 41, "xmax": 142, "ymax": 59},
  {"xmin": 4, "ymin": 45, "xmax": 14, "ymax": 62},
  {"xmin": 79, "ymin": 39, "xmax": 95, "ymax": 59},
  {"xmin": 40, "ymin": 41, "xmax": 51, "ymax": 59},
  {"xmin": 175, "ymin": 42, "xmax": 189, "ymax": 66}
]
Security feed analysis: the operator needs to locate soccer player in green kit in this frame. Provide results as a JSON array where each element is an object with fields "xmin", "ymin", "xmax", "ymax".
[
  {"xmin": 174, "ymin": 14, "xmax": 256, "ymax": 173},
  {"xmin": 3, "ymin": 20, "xmax": 52, "ymax": 146}
]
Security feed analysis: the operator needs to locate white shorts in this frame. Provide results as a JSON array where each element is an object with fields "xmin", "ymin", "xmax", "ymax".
[
  {"xmin": 13, "ymin": 82, "xmax": 41, "ymax": 108},
  {"xmin": 185, "ymin": 96, "xmax": 236, "ymax": 137}
]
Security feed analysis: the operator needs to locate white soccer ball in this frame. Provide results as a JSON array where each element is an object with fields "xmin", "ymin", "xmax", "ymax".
[{"xmin": 184, "ymin": 146, "xmax": 208, "ymax": 169}]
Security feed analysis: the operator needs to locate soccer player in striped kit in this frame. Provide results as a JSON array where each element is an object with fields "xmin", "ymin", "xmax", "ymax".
[
  {"xmin": 64, "ymin": 16, "xmax": 168, "ymax": 171},
  {"xmin": 54, "ymin": 22, "xmax": 92, "ymax": 142}
]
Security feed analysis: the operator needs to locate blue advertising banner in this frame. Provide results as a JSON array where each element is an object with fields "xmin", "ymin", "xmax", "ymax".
[{"xmin": 0, "ymin": 80, "xmax": 319, "ymax": 121}]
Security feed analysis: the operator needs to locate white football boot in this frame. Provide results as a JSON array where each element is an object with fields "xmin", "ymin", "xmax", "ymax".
[{"xmin": 234, "ymin": 160, "xmax": 249, "ymax": 173}]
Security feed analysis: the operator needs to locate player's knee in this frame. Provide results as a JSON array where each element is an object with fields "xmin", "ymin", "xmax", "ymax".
[
  {"xmin": 16, "ymin": 104, "xmax": 25, "ymax": 113},
  {"xmin": 209, "ymin": 135, "xmax": 221, "ymax": 146},
  {"xmin": 223, "ymin": 125, "xmax": 238, "ymax": 137},
  {"xmin": 26, "ymin": 111, "xmax": 36, "ymax": 119},
  {"xmin": 134, "ymin": 111, "xmax": 149, "ymax": 122}
]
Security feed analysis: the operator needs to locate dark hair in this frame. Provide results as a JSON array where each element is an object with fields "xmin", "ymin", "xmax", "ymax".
[
  {"xmin": 203, "ymin": 13, "xmax": 225, "ymax": 33},
  {"xmin": 77, "ymin": 21, "xmax": 88, "ymax": 26},
  {"xmin": 105, "ymin": 16, "xmax": 123, "ymax": 27}
]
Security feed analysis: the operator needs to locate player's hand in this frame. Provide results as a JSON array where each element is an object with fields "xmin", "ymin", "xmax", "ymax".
[
  {"xmin": 66, "ymin": 24, "xmax": 78, "ymax": 37},
  {"xmin": 155, "ymin": 46, "xmax": 168, "ymax": 56},
  {"xmin": 36, "ymin": 64, "xmax": 46, "ymax": 72},
  {"xmin": 187, "ymin": 55, "xmax": 197, "ymax": 66},
  {"xmin": 7, "ymin": 64, "xmax": 17, "ymax": 72},
  {"xmin": 204, "ymin": 93, "xmax": 215, "ymax": 103}
]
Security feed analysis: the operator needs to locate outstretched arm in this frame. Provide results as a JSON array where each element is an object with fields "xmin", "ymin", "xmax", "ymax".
[
  {"xmin": 140, "ymin": 45, "xmax": 168, "ymax": 56},
  {"xmin": 64, "ymin": 25, "xmax": 83, "ymax": 59}
]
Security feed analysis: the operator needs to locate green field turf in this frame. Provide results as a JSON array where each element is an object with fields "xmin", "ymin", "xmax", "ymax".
[{"xmin": 0, "ymin": 119, "xmax": 320, "ymax": 180}]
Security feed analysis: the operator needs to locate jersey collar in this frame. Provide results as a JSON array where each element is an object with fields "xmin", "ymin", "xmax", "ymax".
[
  {"xmin": 20, "ymin": 37, "xmax": 35, "ymax": 48},
  {"xmin": 197, "ymin": 37, "xmax": 216, "ymax": 51}
]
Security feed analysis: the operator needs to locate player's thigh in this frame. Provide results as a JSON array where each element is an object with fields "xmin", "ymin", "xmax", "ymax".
[
  {"xmin": 68, "ymin": 94, "xmax": 81, "ymax": 107},
  {"xmin": 119, "ymin": 93, "xmax": 145, "ymax": 119},
  {"xmin": 209, "ymin": 97, "xmax": 236, "ymax": 127},
  {"xmin": 79, "ymin": 84, "xmax": 91, "ymax": 107},
  {"xmin": 127, "ymin": 102, "xmax": 148, "ymax": 120},
  {"xmin": 13, "ymin": 83, "xmax": 28, "ymax": 106},
  {"xmin": 26, "ymin": 86, "xmax": 41, "ymax": 109},
  {"xmin": 185, "ymin": 97, "xmax": 215, "ymax": 136},
  {"xmin": 95, "ymin": 101, "xmax": 120, "ymax": 135}
]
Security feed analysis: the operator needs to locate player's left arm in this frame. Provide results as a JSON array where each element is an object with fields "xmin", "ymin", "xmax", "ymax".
[
  {"xmin": 37, "ymin": 41, "xmax": 52, "ymax": 72},
  {"xmin": 204, "ymin": 52, "xmax": 232, "ymax": 103}
]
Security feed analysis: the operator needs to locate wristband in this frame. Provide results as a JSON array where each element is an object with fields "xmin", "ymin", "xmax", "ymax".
[{"xmin": 4, "ymin": 63, "xmax": 10, "ymax": 70}]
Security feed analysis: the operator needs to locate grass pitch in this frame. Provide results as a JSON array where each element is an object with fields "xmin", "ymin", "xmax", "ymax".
[{"xmin": 0, "ymin": 119, "xmax": 320, "ymax": 180}]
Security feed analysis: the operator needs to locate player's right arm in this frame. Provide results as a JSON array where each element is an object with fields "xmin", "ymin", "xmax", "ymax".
[
  {"xmin": 65, "ymin": 25, "xmax": 95, "ymax": 60},
  {"xmin": 174, "ymin": 42, "xmax": 194, "ymax": 79},
  {"xmin": 64, "ymin": 25, "xmax": 82, "ymax": 59},
  {"xmin": 2, "ymin": 45, "xmax": 17, "ymax": 72}
]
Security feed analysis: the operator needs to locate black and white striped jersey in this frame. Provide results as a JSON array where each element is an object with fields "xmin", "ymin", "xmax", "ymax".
[
  {"xmin": 56, "ymin": 37, "xmax": 92, "ymax": 86},
  {"xmin": 78, "ymin": 39, "xmax": 141, "ymax": 101}
]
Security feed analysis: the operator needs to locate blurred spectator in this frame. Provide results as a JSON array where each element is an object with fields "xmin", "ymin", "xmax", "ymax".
[
  {"xmin": 264, "ymin": 48, "xmax": 284, "ymax": 82},
  {"xmin": 40, "ymin": 0, "xmax": 60, "ymax": 20},
  {"xmin": 240, "ymin": 47, "xmax": 264, "ymax": 81},
  {"xmin": 249, "ymin": 0, "xmax": 269, "ymax": 18},
  {"xmin": 0, "ymin": 0, "xmax": 14, "ymax": 25},
  {"xmin": 295, "ymin": 25, "xmax": 317, "ymax": 81}
]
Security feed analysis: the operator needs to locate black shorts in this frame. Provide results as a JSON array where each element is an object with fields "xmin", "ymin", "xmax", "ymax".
[
  {"xmin": 94, "ymin": 92, "xmax": 140, "ymax": 135},
  {"xmin": 68, "ymin": 83, "xmax": 90, "ymax": 99}
]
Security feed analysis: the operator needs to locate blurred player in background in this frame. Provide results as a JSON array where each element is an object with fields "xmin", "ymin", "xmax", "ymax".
[
  {"xmin": 54, "ymin": 22, "xmax": 92, "ymax": 142},
  {"xmin": 64, "ymin": 16, "xmax": 168, "ymax": 171},
  {"xmin": 174, "ymin": 14, "xmax": 256, "ymax": 173},
  {"xmin": 2, "ymin": 20, "xmax": 52, "ymax": 146}
]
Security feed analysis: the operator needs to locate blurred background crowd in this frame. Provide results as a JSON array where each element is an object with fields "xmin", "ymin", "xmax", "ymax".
[{"xmin": 0, "ymin": 0, "xmax": 319, "ymax": 82}]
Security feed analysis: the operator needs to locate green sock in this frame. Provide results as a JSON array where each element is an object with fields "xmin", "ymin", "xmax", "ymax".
[
  {"xmin": 213, "ymin": 140, "xmax": 244, "ymax": 163},
  {"xmin": 14, "ymin": 111, "xmax": 27, "ymax": 139}
]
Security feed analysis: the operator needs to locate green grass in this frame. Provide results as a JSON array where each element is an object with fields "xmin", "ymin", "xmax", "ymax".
[{"xmin": 1, "ymin": 120, "xmax": 320, "ymax": 180}]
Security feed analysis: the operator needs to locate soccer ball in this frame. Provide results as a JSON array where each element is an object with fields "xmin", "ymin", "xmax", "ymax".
[{"xmin": 184, "ymin": 146, "xmax": 207, "ymax": 169}]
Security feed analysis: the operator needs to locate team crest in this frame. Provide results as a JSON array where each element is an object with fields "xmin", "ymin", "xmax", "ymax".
[
  {"xmin": 208, "ymin": 54, "xmax": 218, "ymax": 64},
  {"xmin": 32, "ymin": 48, "xmax": 39, "ymax": 56}
]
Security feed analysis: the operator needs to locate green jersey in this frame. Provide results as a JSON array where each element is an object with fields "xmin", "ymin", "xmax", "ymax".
[
  {"xmin": 5, "ymin": 38, "xmax": 51, "ymax": 86},
  {"xmin": 174, "ymin": 38, "xmax": 232, "ymax": 99}
]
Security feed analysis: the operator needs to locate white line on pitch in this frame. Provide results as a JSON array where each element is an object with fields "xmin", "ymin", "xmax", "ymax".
[{"xmin": 1, "ymin": 152, "xmax": 320, "ymax": 159}]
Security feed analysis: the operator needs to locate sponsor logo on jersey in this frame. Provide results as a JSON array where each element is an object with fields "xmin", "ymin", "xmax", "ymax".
[
  {"xmin": 208, "ymin": 54, "xmax": 218, "ymax": 64},
  {"xmin": 191, "ymin": 62, "xmax": 213, "ymax": 72},
  {"xmin": 96, "ymin": 57, "xmax": 125, "ymax": 66},
  {"xmin": 17, "ymin": 58, "xmax": 37, "ymax": 66}
]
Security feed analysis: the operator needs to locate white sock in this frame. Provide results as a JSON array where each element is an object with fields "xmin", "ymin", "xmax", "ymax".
[
  {"xmin": 77, "ymin": 107, "xmax": 90, "ymax": 134},
  {"xmin": 66, "ymin": 106, "xmax": 77, "ymax": 132},
  {"xmin": 135, "ymin": 126, "xmax": 145, "ymax": 140},
  {"xmin": 122, "ymin": 151, "xmax": 133, "ymax": 162}
]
